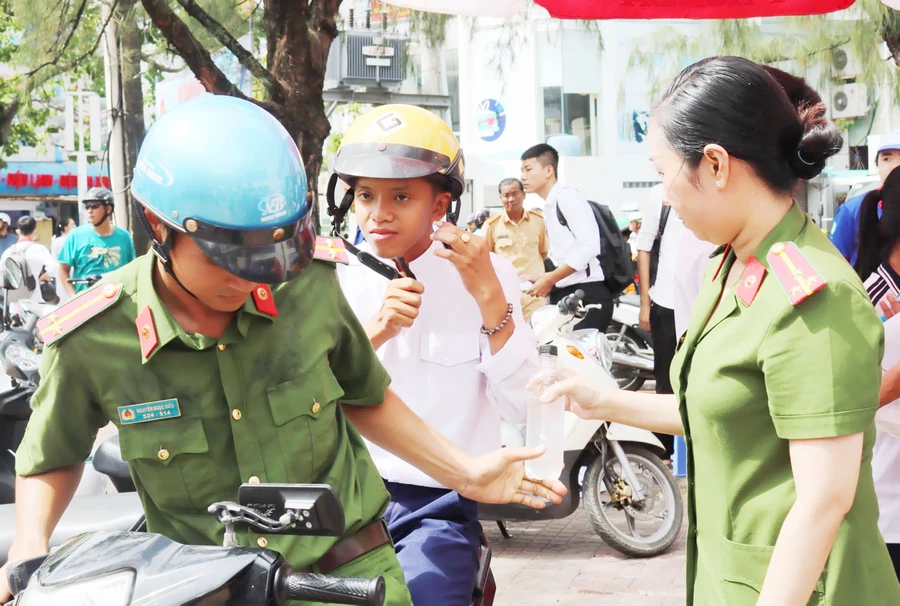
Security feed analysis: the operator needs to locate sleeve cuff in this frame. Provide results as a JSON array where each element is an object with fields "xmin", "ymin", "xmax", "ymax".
[
  {"xmin": 563, "ymin": 252, "xmax": 592, "ymax": 272},
  {"xmin": 771, "ymin": 407, "xmax": 876, "ymax": 440},
  {"xmin": 341, "ymin": 372, "xmax": 391, "ymax": 407},
  {"xmin": 476, "ymin": 323, "xmax": 535, "ymax": 384}
]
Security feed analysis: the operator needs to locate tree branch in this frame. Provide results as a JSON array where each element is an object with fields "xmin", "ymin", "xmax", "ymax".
[
  {"xmin": 0, "ymin": 98, "xmax": 20, "ymax": 148},
  {"xmin": 140, "ymin": 0, "xmax": 251, "ymax": 102},
  {"xmin": 141, "ymin": 53, "xmax": 183, "ymax": 73},
  {"xmin": 173, "ymin": 0, "xmax": 284, "ymax": 100},
  {"xmin": 44, "ymin": 0, "xmax": 88, "ymax": 60},
  {"xmin": 25, "ymin": 0, "xmax": 119, "ymax": 77}
]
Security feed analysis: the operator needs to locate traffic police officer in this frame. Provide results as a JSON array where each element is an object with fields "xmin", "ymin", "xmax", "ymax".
[
  {"xmin": 0, "ymin": 96, "xmax": 565, "ymax": 604},
  {"xmin": 536, "ymin": 58, "xmax": 900, "ymax": 604}
]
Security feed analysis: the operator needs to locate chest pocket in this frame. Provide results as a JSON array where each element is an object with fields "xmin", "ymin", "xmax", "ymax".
[
  {"xmin": 420, "ymin": 332, "xmax": 481, "ymax": 367},
  {"xmin": 118, "ymin": 416, "xmax": 219, "ymax": 511},
  {"xmin": 266, "ymin": 364, "xmax": 345, "ymax": 480}
]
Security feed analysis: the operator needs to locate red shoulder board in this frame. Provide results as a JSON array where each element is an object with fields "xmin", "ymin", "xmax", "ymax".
[
  {"xmin": 313, "ymin": 236, "xmax": 350, "ymax": 265},
  {"xmin": 38, "ymin": 282, "xmax": 124, "ymax": 347},
  {"xmin": 736, "ymin": 256, "xmax": 767, "ymax": 307},
  {"xmin": 252, "ymin": 285, "xmax": 278, "ymax": 317},
  {"xmin": 766, "ymin": 241, "xmax": 827, "ymax": 306},
  {"xmin": 135, "ymin": 305, "xmax": 159, "ymax": 360}
]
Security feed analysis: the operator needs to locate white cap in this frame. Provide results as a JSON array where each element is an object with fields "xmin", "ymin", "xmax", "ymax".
[{"xmin": 0, "ymin": 213, "xmax": 12, "ymax": 225}]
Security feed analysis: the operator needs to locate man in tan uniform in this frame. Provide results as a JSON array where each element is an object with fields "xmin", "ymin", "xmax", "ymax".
[{"xmin": 484, "ymin": 178, "xmax": 550, "ymax": 320}]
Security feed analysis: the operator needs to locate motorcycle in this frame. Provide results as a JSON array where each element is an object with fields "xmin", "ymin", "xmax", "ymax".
[
  {"xmin": 606, "ymin": 294, "xmax": 655, "ymax": 391},
  {"xmin": 479, "ymin": 290, "xmax": 683, "ymax": 558},
  {"xmin": 4, "ymin": 483, "xmax": 387, "ymax": 605}
]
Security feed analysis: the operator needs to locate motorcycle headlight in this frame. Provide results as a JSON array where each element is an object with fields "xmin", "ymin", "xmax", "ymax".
[
  {"xmin": 17, "ymin": 569, "xmax": 135, "ymax": 606},
  {"xmin": 567, "ymin": 329, "xmax": 613, "ymax": 371},
  {"xmin": 528, "ymin": 305, "xmax": 557, "ymax": 330}
]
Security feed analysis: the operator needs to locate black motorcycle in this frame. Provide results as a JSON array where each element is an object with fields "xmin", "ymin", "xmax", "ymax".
[{"xmin": 5, "ymin": 484, "xmax": 386, "ymax": 605}]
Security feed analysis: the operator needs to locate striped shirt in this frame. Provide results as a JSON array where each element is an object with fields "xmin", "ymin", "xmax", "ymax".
[{"xmin": 864, "ymin": 262, "xmax": 900, "ymax": 308}]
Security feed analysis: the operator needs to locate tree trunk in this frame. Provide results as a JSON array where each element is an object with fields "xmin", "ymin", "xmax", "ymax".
[{"xmin": 118, "ymin": 0, "xmax": 149, "ymax": 253}]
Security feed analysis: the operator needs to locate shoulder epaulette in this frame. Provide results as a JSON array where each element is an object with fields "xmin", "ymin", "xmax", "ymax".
[
  {"xmin": 313, "ymin": 236, "xmax": 350, "ymax": 264},
  {"xmin": 484, "ymin": 214, "xmax": 502, "ymax": 226},
  {"xmin": 766, "ymin": 241, "xmax": 827, "ymax": 306},
  {"xmin": 38, "ymin": 282, "xmax": 125, "ymax": 347},
  {"xmin": 528, "ymin": 208, "xmax": 544, "ymax": 218}
]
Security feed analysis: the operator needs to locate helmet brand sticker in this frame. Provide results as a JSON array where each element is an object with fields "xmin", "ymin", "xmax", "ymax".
[
  {"xmin": 136, "ymin": 158, "xmax": 174, "ymax": 187},
  {"xmin": 259, "ymin": 194, "xmax": 289, "ymax": 223},
  {"xmin": 375, "ymin": 112, "xmax": 406, "ymax": 133}
]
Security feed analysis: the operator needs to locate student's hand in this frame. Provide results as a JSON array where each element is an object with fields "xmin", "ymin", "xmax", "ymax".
[
  {"xmin": 881, "ymin": 293, "xmax": 900, "ymax": 320},
  {"xmin": 368, "ymin": 277, "xmax": 424, "ymax": 343},
  {"xmin": 431, "ymin": 221, "xmax": 503, "ymax": 304},
  {"xmin": 639, "ymin": 301, "xmax": 651, "ymax": 332},
  {"xmin": 460, "ymin": 446, "xmax": 567, "ymax": 508},
  {"xmin": 527, "ymin": 273, "xmax": 557, "ymax": 298}
]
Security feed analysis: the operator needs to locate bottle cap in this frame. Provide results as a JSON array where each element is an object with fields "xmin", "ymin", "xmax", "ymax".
[{"xmin": 538, "ymin": 344, "xmax": 558, "ymax": 357}]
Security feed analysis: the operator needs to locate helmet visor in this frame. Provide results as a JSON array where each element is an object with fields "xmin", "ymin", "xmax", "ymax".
[{"xmin": 193, "ymin": 214, "xmax": 315, "ymax": 284}]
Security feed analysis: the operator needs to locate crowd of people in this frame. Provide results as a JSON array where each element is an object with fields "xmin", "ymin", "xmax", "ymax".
[{"xmin": 3, "ymin": 54, "xmax": 900, "ymax": 606}]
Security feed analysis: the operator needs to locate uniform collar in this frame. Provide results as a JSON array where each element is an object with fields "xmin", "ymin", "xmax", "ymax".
[
  {"xmin": 502, "ymin": 209, "xmax": 529, "ymax": 224},
  {"xmin": 753, "ymin": 202, "xmax": 807, "ymax": 270},
  {"xmin": 135, "ymin": 254, "xmax": 277, "ymax": 363}
]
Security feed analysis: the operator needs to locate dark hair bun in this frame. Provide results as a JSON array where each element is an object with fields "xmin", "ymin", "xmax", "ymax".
[{"xmin": 762, "ymin": 66, "xmax": 843, "ymax": 180}]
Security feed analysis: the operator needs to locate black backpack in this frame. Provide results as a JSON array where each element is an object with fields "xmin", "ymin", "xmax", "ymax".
[{"xmin": 556, "ymin": 198, "xmax": 635, "ymax": 295}]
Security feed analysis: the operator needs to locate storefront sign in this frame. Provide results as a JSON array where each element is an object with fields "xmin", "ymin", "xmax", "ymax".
[
  {"xmin": 0, "ymin": 162, "xmax": 110, "ymax": 197},
  {"xmin": 477, "ymin": 99, "xmax": 507, "ymax": 143}
]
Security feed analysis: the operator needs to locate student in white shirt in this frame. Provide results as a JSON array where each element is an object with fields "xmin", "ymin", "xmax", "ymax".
[
  {"xmin": 1, "ymin": 215, "xmax": 57, "ymax": 307},
  {"xmin": 520, "ymin": 143, "xmax": 613, "ymax": 332},
  {"xmin": 332, "ymin": 105, "xmax": 546, "ymax": 605}
]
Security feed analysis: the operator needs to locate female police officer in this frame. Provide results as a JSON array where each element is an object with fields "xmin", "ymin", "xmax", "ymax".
[
  {"xmin": 536, "ymin": 57, "xmax": 900, "ymax": 604},
  {"xmin": 0, "ymin": 95, "xmax": 565, "ymax": 603}
]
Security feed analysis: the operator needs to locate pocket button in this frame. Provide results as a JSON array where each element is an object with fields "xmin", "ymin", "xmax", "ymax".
[{"xmin": 157, "ymin": 448, "xmax": 170, "ymax": 461}]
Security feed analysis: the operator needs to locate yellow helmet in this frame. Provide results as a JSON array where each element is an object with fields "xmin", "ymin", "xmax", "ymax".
[{"xmin": 334, "ymin": 104, "xmax": 465, "ymax": 199}]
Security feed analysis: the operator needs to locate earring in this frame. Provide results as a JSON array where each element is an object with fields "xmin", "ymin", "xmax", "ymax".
[{"xmin": 716, "ymin": 180, "xmax": 723, "ymax": 189}]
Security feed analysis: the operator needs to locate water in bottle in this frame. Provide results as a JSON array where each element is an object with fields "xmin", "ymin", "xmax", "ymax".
[{"xmin": 525, "ymin": 345, "xmax": 565, "ymax": 481}]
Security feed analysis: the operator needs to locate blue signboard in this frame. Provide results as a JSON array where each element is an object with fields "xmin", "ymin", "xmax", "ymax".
[
  {"xmin": 477, "ymin": 99, "xmax": 507, "ymax": 142},
  {"xmin": 0, "ymin": 162, "xmax": 110, "ymax": 198}
]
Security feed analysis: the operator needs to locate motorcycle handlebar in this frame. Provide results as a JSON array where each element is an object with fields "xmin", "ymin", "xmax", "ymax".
[
  {"xmin": 281, "ymin": 572, "xmax": 385, "ymax": 606},
  {"xmin": 558, "ymin": 289, "xmax": 585, "ymax": 313}
]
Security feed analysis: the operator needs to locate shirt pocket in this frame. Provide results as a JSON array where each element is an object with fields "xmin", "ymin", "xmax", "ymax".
[
  {"xmin": 118, "ymin": 415, "xmax": 214, "ymax": 511},
  {"xmin": 266, "ymin": 363, "xmax": 346, "ymax": 480},
  {"xmin": 717, "ymin": 535, "xmax": 825, "ymax": 605}
]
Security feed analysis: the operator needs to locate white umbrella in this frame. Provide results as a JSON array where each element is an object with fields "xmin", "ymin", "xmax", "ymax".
[
  {"xmin": 379, "ymin": 0, "xmax": 528, "ymax": 17},
  {"xmin": 882, "ymin": 0, "xmax": 900, "ymax": 9}
]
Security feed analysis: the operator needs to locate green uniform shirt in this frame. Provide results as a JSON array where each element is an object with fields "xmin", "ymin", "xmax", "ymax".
[
  {"xmin": 672, "ymin": 203, "xmax": 900, "ymax": 604},
  {"xmin": 16, "ymin": 253, "xmax": 409, "ymax": 599}
]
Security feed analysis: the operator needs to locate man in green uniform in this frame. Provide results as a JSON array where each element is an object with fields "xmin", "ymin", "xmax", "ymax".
[{"xmin": 0, "ymin": 96, "xmax": 564, "ymax": 604}]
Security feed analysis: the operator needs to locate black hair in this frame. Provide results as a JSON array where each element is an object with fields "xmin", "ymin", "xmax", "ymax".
[
  {"xmin": 855, "ymin": 167, "xmax": 900, "ymax": 280},
  {"xmin": 653, "ymin": 56, "xmax": 843, "ymax": 194},
  {"xmin": 498, "ymin": 178, "xmax": 525, "ymax": 193},
  {"xmin": 521, "ymin": 144, "xmax": 559, "ymax": 179},
  {"xmin": 17, "ymin": 215, "xmax": 36, "ymax": 236}
]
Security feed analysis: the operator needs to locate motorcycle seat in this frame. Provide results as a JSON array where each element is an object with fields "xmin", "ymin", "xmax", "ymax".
[
  {"xmin": 93, "ymin": 434, "xmax": 135, "ymax": 493},
  {"xmin": 0, "ymin": 492, "xmax": 143, "ymax": 567}
]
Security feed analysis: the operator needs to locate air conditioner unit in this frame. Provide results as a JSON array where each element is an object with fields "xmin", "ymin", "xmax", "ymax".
[
  {"xmin": 831, "ymin": 47, "xmax": 863, "ymax": 80},
  {"xmin": 324, "ymin": 31, "xmax": 406, "ymax": 90},
  {"xmin": 832, "ymin": 83, "xmax": 869, "ymax": 119}
]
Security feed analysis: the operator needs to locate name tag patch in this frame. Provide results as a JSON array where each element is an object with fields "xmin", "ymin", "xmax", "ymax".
[{"xmin": 118, "ymin": 399, "xmax": 181, "ymax": 425}]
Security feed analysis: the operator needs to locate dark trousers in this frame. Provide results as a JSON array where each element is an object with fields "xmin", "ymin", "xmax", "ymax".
[
  {"xmin": 888, "ymin": 543, "xmax": 900, "ymax": 582},
  {"xmin": 384, "ymin": 481, "xmax": 483, "ymax": 606},
  {"xmin": 650, "ymin": 302, "xmax": 676, "ymax": 457},
  {"xmin": 550, "ymin": 280, "xmax": 614, "ymax": 333}
]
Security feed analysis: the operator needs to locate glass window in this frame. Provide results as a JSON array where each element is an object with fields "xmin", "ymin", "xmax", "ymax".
[
  {"xmin": 564, "ymin": 93, "xmax": 591, "ymax": 156},
  {"xmin": 543, "ymin": 87, "xmax": 562, "ymax": 140},
  {"xmin": 445, "ymin": 50, "xmax": 460, "ymax": 133}
]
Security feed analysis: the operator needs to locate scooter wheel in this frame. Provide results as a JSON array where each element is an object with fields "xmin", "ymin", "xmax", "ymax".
[{"xmin": 583, "ymin": 444, "xmax": 683, "ymax": 558}]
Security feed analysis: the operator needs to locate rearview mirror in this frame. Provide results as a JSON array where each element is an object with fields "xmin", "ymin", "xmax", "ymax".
[{"xmin": 2, "ymin": 258, "xmax": 22, "ymax": 290}]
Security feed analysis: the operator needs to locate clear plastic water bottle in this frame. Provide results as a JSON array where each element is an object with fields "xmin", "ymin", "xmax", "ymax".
[{"xmin": 525, "ymin": 345, "xmax": 565, "ymax": 481}]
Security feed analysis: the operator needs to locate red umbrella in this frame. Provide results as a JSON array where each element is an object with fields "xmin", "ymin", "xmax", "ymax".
[{"xmin": 533, "ymin": 0, "xmax": 855, "ymax": 20}]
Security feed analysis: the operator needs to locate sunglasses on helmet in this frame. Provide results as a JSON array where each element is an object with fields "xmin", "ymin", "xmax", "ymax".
[{"xmin": 83, "ymin": 201, "xmax": 105, "ymax": 210}]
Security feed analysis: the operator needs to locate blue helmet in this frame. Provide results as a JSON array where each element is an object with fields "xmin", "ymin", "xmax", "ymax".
[{"xmin": 131, "ymin": 95, "xmax": 314, "ymax": 284}]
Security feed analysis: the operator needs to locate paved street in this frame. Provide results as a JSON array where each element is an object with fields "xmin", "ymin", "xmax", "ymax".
[{"xmin": 488, "ymin": 488, "xmax": 687, "ymax": 605}]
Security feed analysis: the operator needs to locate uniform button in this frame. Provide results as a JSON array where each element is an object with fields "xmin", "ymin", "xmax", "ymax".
[
  {"xmin": 217, "ymin": 343, "xmax": 227, "ymax": 351},
  {"xmin": 311, "ymin": 401, "xmax": 321, "ymax": 414},
  {"xmin": 232, "ymin": 409, "xmax": 242, "ymax": 421},
  {"xmin": 157, "ymin": 448, "xmax": 170, "ymax": 461},
  {"xmin": 257, "ymin": 537, "xmax": 268, "ymax": 548},
  {"xmin": 248, "ymin": 476, "xmax": 260, "ymax": 484}
]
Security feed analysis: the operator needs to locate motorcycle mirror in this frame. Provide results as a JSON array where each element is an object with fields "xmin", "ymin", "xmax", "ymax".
[
  {"xmin": 6, "ymin": 554, "xmax": 48, "ymax": 597},
  {"xmin": 2, "ymin": 258, "xmax": 22, "ymax": 290},
  {"xmin": 238, "ymin": 483, "xmax": 345, "ymax": 537}
]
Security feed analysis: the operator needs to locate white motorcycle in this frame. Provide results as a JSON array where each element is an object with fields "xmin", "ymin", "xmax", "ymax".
[
  {"xmin": 479, "ymin": 290, "xmax": 683, "ymax": 557},
  {"xmin": 607, "ymin": 294, "xmax": 655, "ymax": 391}
]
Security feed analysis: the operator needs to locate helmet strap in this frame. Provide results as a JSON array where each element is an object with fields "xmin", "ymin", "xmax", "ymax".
[
  {"xmin": 446, "ymin": 198, "xmax": 461, "ymax": 226},
  {"xmin": 136, "ymin": 209, "xmax": 201, "ymax": 301},
  {"xmin": 326, "ymin": 173, "xmax": 356, "ymax": 237}
]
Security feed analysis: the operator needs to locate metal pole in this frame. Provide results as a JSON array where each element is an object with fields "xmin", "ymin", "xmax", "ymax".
[
  {"xmin": 101, "ymin": 0, "xmax": 128, "ymax": 228},
  {"xmin": 76, "ymin": 93, "xmax": 89, "ymax": 227}
]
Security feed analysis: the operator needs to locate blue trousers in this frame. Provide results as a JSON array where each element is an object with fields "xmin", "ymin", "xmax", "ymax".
[{"xmin": 384, "ymin": 481, "xmax": 483, "ymax": 606}]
